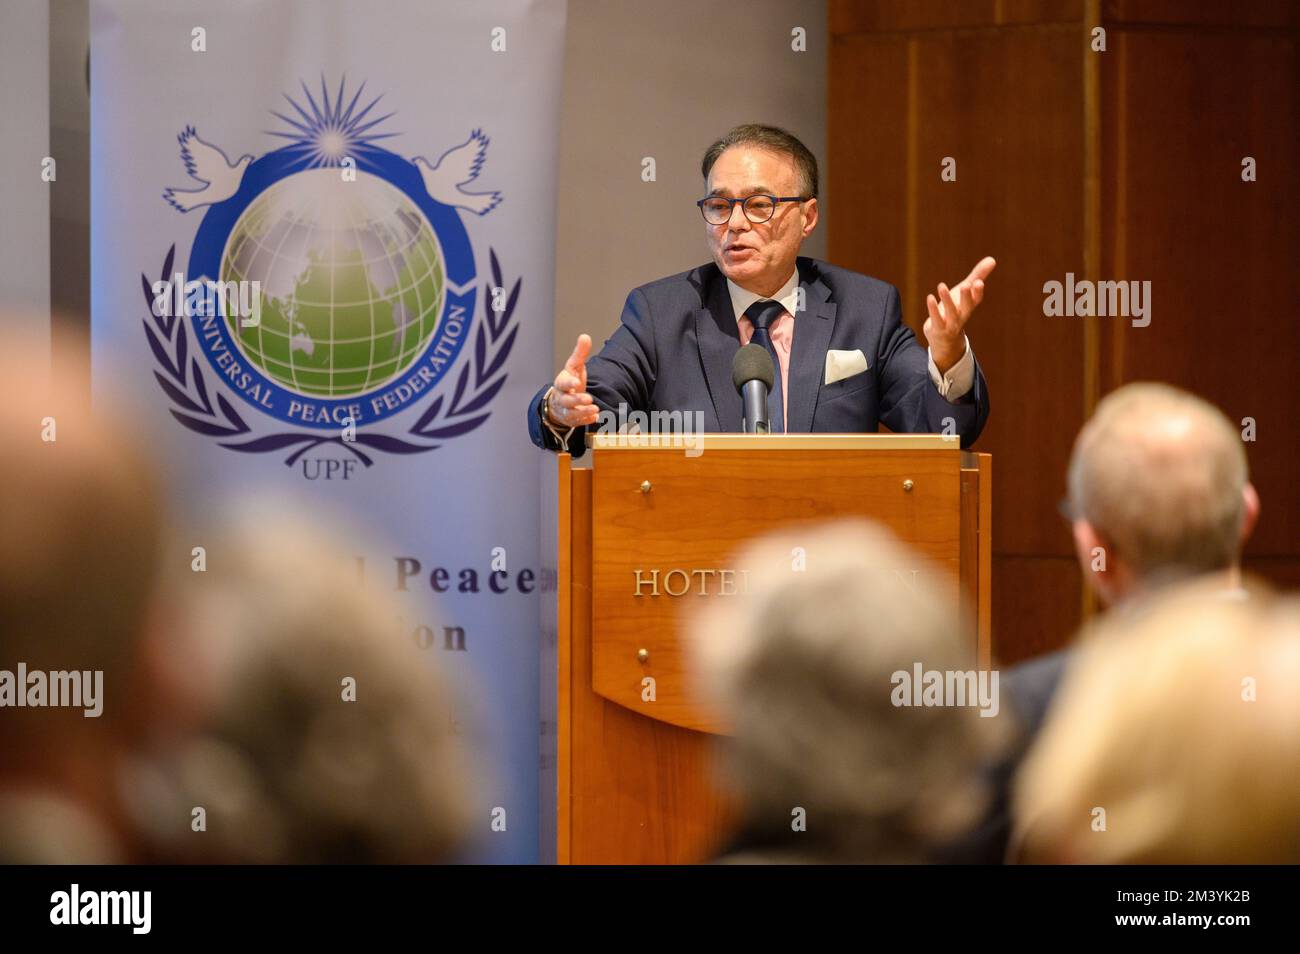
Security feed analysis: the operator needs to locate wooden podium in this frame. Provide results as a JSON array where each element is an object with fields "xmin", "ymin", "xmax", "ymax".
[{"xmin": 540, "ymin": 433, "xmax": 991, "ymax": 864}]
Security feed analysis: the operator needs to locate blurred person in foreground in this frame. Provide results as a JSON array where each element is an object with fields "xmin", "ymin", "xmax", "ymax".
[
  {"xmin": 690, "ymin": 520, "xmax": 1014, "ymax": 864},
  {"xmin": 1012, "ymin": 382, "xmax": 1260, "ymax": 725},
  {"xmin": 946, "ymin": 383, "xmax": 1263, "ymax": 862},
  {"xmin": 0, "ymin": 331, "xmax": 167, "ymax": 863},
  {"xmin": 123, "ymin": 511, "xmax": 478, "ymax": 864},
  {"xmin": 1012, "ymin": 583, "xmax": 1300, "ymax": 863}
]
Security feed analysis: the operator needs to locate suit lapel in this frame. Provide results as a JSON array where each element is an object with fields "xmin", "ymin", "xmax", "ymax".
[
  {"xmin": 695, "ymin": 267, "xmax": 744, "ymax": 431},
  {"xmin": 786, "ymin": 262, "xmax": 837, "ymax": 433}
]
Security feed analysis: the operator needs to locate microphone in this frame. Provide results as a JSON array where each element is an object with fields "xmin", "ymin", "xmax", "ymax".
[{"xmin": 732, "ymin": 344, "xmax": 776, "ymax": 434}]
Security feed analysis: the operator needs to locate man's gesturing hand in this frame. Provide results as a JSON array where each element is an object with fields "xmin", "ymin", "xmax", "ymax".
[
  {"xmin": 924, "ymin": 256, "xmax": 996, "ymax": 375},
  {"xmin": 546, "ymin": 334, "xmax": 600, "ymax": 428}
]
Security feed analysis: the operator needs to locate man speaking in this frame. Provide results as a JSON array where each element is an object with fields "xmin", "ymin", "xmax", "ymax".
[{"xmin": 527, "ymin": 124, "xmax": 995, "ymax": 452}]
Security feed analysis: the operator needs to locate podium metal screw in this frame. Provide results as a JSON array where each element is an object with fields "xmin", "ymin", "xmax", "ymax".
[
  {"xmin": 637, "ymin": 648, "xmax": 649, "ymax": 663},
  {"xmin": 640, "ymin": 480, "xmax": 652, "ymax": 494},
  {"xmin": 902, "ymin": 479, "xmax": 914, "ymax": 492}
]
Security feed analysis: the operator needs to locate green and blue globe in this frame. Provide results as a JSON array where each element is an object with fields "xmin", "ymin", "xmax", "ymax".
[{"xmin": 220, "ymin": 168, "xmax": 445, "ymax": 397}]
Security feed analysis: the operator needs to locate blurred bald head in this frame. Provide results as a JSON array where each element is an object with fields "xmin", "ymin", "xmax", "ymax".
[{"xmin": 1066, "ymin": 383, "xmax": 1255, "ymax": 603}]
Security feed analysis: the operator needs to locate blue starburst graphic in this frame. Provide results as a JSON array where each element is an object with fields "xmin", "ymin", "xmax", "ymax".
[{"xmin": 265, "ymin": 75, "xmax": 399, "ymax": 171}]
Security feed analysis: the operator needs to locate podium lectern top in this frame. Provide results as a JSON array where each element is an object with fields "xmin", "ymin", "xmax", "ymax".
[{"xmin": 588, "ymin": 432, "xmax": 958, "ymax": 451}]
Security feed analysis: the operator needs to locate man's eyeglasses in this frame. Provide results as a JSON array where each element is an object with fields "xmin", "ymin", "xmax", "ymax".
[{"xmin": 697, "ymin": 194, "xmax": 808, "ymax": 225}]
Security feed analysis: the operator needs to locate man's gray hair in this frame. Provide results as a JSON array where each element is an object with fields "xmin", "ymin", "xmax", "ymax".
[
  {"xmin": 701, "ymin": 123, "xmax": 819, "ymax": 198},
  {"xmin": 691, "ymin": 520, "xmax": 1011, "ymax": 862},
  {"xmin": 1067, "ymin": 382, "xmax": 1249, "ymax": 578},
  {"xmin": 133, "ymin": 506, "xmax": 477, "ymax": 863}
]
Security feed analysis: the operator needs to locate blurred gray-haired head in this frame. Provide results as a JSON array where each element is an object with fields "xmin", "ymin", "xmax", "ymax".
[
  {"xmin": 690, "ymin": 519, "xmax": 1013, "ymax": 863},
  {"xmin": 129, "ymin": 506, "xmax": 478, "ymax": 864}
]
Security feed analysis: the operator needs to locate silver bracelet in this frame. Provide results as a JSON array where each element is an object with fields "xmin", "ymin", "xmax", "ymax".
[{"xmin": 540, "ymin": 386, "xmax": 577, "ymax": 448}]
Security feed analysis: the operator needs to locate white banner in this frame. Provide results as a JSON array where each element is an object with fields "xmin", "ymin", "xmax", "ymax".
[{"xmin": 91, "ymin": 0, "xmax": 566, "ymax": 862}]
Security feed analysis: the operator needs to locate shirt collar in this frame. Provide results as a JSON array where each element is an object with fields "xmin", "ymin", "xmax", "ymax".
[{"xmin": 726, "ymin": 267, "xmax": 801, "ymax": 326}]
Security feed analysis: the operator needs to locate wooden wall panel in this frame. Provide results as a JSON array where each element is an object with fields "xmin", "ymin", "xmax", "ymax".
[
  {"xmin": 831, "ymin": 25, "xmax": 1087, "ymax": 561},
  {"xmin": 1099, "ymin": 25, "xmax": 1300, "ymax": 558},
  {"xmin": 831, "ymin": 1, "xmax": 1300, "ymax": 662},
  {"xmin": 1243, "ymin": 558, "xmax": 1300, "ymax": 592},
  {"xmin": 827, "ymin": 36, "xmax": 910, "ymax": 289},
  {"xmin": 830, "ymin": 0, "xmax": 1083, "ymax": 34},
  {"xmin": 1104, "ymin": 0, "xmax": 1300, "ymax": 28},
  {"xmin": 992, "ymin": 555, "xmax": 1084, "ymax": 665}
]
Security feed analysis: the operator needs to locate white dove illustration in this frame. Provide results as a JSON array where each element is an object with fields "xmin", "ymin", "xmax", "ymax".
[
  {"xmin": 163, "ymin": 126, "xmax": 253, "ymax": 212},
  {"xmin": 413, "ymin": 130, "xmax": 502, "ymax": 215}
]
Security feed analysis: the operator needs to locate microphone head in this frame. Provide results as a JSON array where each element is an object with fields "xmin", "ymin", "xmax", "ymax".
[{"xmin": 732, "ymin": 343, "xmax": 775, "ymax": 393}]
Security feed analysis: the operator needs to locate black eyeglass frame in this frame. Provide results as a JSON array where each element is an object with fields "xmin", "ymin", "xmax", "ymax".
[{"xmin": 696, "ymin": 194, "xmax": 810, "ymax": 225}]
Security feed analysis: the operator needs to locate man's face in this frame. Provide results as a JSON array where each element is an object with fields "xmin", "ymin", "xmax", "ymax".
[{"xmin": 704, "ymin": 146, "xmax": 818, "ymax": 294}]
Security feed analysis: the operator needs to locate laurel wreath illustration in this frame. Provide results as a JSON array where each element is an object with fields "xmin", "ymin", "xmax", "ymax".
[{"xmin": 142, "ymin": 244, "xmax": 520, "ymax": 467}]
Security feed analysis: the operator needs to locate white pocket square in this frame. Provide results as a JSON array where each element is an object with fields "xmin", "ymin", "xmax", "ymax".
[{"xmin": 824, "ymin": 349, "xmax": 869, "ymax": 386}]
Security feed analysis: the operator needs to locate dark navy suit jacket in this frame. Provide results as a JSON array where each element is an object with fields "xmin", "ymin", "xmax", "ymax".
[{"xmin": 527, "ymin": 256, "xmax": 989, "ymax": 452}]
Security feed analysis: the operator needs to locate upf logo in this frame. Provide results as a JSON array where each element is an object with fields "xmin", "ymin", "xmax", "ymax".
[{"xmin": 141, "ymin": 77, "xmax": 520, "ymax": 476}]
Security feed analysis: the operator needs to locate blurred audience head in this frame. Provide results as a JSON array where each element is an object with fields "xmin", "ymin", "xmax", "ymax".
[
  {"xmin": 127, "ymin": 509, "xmax": 477, "ymax": 864},
  {"xmin": 1012, "ymin": 582, "xmax": 1300, "ymax": 863},
  {"xmin": 0, "ymin": 329, "xmax": 165, "ymax": 862},
  {"xmin": 692, "ymin": 520, "xmax": 1013, "ymax": 863},
  {"xmin": 1066, "ymin": 383, "xmax": 1257, "ymax": 606}
]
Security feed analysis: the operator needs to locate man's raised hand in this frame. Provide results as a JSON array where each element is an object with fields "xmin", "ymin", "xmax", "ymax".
[
  {"xmin": 924, "ymin": 256, "xmax": 996, "ymax": 374},
  {"xmin": 547, "ymin": 333, "xmax": 600, "ymax": 428}
]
